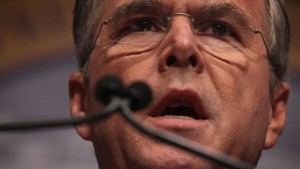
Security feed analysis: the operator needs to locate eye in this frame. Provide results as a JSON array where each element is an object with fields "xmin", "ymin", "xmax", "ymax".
[
  {"xmin": 193, "ymin": 21, "xmax": 244, "ymax": 49},
  {"xmin": 211, "ymin": 23, "xmax": 230, "ymax": 36},
  {"xmin": 198, "ymin": 22, "xmax": 233, "ymax": 38},
  {"xmin": 133, "ymin": 20, "xmax": 153, "ymax": 31},
  {"xmin": 125, "ymin": 18, "xmax": 158, "ymax": 32}
]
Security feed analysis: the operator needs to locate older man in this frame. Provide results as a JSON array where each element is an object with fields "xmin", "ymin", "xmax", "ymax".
[{"xmin": 69, "ymin": 0, "xmax": 290, "ymax": 168}]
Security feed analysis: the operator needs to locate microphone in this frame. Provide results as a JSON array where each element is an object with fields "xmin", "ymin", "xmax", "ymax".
[
  {"xmin": 95, "ymin": 75, "xmax": 126, "ymax": 105},
  {"xmin": 94, "ymin": 75, "xmax": 152, "ymax": 111},
  {"xmin": 127, "ymin": 81, "xmax": 152, "ymax": 111}
]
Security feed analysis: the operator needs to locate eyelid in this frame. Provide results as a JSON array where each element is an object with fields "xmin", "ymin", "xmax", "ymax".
[
  {"xmin": 106, "ymin": 16, "xmax": 164, "ymax": 40},
  {"xmin": 192, "ymin": 20, "xmax": 244, "ymax": 44},
  {"xmin": 118, "ymin": 15, "xmax": 166, "ymax": 28},
  {"xmin": 127, "ymin": 17, "xmax": 165, "ymax": 31},
  {"xmin": 104, "ymin": 8, "xmax": 251, "ymax": 45},
  {"xmin": 110, "ymin": 5, "xmax": 170, "ymax": 24},
  {"xmin": 111, "ymin": 12, "xmax": 168, "ymax": 29},
  {"xmin": 194, "ymin": 20, "xmax": 232, "ymax": 33}
]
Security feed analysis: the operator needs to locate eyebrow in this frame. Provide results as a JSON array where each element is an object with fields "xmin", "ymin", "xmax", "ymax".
[
  {"xmin": 110, "ymin": 0, "xmax": 165, "ymax": 19},
  {"xmin": 194, "ymin": 2, "xmax": 250, "ymax": 27},
  {"xmin": 109, "ymin": 0, "xmax": 250, "ymax": 27}
]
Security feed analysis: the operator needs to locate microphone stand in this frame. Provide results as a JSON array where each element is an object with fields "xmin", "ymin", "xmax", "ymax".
[
  {"xmin": 0, "ymin": 100, "xmax": 118, "ymax": 131},
  {"xmin": 0, "ymin": 88, "xmax": 254, "ymax": 169}
]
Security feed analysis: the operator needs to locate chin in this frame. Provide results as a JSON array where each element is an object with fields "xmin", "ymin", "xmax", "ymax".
[{"xmin": 127, "ymin": 140, "xmax": 222, "ymax": 169}]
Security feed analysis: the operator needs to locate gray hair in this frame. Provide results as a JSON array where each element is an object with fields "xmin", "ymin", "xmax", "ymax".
[
  {"xmin": 265, "ymin": 0, "xmax": 290, "ymax": 88},
  {"xmin": 73, "ymin": 0, "xmax": 290, "ymax": 89},
  {"xmin": 73, "ymin": 0, "xmax": 102, "ymax": 70}
]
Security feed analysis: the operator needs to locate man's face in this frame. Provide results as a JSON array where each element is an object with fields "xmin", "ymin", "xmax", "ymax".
[{"xmin": 69, "ymin": 0, "xmax": 289, "ymax": 168}]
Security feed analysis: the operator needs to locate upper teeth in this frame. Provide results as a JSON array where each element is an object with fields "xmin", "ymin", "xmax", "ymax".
[{"xmin": 163, "ymin": 115, "xmax": 194, "ymax": 119}]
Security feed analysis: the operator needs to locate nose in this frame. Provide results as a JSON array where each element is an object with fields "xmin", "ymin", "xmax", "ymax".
[{"xmin": 158, "ymin": 15, "xmax": 204, "ymax": 73}]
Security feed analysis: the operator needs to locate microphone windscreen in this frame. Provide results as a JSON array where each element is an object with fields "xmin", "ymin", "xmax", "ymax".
[
  {"xmin": 95, "ymin": 76, "xmax": 125, "ymax": 105},
  {"xmin": 128, "ymin": 82, "xmax": 152, "ymax": 111}
]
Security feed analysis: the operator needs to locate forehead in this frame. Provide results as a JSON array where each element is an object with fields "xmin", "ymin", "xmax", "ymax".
[{"xmin": 101, "ymin": 0, "xmax": 265, "ymax": 24}]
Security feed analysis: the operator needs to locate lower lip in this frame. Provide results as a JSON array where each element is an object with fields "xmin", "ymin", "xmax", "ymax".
[{"xmin": 147, "ymin": 116, "xmax": 208, "ymax": 131}]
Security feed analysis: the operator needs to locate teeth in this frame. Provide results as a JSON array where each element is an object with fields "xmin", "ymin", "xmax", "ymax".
[{"xmin": 163, "ymin": 115, "xmax": 194, "ymax": 120}]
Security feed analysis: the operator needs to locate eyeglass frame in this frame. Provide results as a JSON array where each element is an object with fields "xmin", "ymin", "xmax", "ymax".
[{"xmin": 83, "ymin": 12, "xmax": 270, "ymax": 75}]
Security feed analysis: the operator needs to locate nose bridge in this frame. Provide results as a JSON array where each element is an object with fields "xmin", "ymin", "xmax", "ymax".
[
  {"xmin": 167, "ymin": 13, "xmax": 196, "ymax": 53},
  {"xmin": 168, "ymin": 13, "xmax": 194, "ymax": 36},
  {"xmin": 158, "ymin": 13, "xmax": 203, "ymax": 73}
]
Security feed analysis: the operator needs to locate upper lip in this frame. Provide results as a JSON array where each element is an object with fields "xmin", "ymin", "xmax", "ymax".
[{"xmin": 148, "ymin": 88, "xmax": 207, "ymax": 120}]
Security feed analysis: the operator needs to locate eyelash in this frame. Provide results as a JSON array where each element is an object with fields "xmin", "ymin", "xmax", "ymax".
[
  {"xmin": 111, "ymin": 17, "xmax": 240, "ymax": 42},
  {"xmin": 198, "ymin": 21, "xmax": 237, "ymax": 38},
  {"xmin": 114, "ymin": 17, "xmax": 164, "ymax": 36},
  {"xmin": 127, "ymin": 19, "xmax": 159, "ymax": 31}
]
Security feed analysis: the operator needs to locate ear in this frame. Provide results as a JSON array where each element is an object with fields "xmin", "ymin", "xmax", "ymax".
[
  {"xmin": 264, "ymin": 82, "xmax": 290, "ymax": 149},
  {"xmin": 69, "ymin": 72, "xmax": 92, "ymax": 141}
]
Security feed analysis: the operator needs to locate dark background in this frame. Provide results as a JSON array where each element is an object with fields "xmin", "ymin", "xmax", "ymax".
[{"xmin": 0, "ymin": 0, "xmax": 299, "ymax": 168}]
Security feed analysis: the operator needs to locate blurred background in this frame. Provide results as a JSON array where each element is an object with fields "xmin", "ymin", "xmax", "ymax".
[{"xmin": 0, "ymin": 0, "xmax": 299, "ymax": 168}]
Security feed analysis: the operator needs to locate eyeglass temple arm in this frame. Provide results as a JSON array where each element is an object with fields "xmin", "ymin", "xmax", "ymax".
[
  {"xmin": 90, "ymin": 18, "xmax": 113, "ymax": 54},
  {"xmin": 250, "ymin": 27, "xmax": 270, "ymax": 57}
]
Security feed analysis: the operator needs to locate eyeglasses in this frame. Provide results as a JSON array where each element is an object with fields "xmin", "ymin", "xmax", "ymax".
[{"xmin": 90, "ymin": 5, "xmax": 269, "ymax": 59}]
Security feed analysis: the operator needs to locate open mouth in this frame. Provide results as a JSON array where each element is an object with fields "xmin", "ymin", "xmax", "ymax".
[
  {"xmin": 161, "ymin": 105, "xmax": 200, "ymax": 120},
  {"xmin": 149, "ymin": 89, "xmax": 207, "ymax": 121}
]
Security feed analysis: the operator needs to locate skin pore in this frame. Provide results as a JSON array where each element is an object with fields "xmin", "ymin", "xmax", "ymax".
[{"xmin": 69, "ymin": 0, "xmax": 290, "ymax": 168}]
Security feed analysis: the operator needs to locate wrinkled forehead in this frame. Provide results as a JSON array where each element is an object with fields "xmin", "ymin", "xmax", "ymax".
[{"xmin": 101, "ymin": 0, "xmax": 266, "ymax": 28}]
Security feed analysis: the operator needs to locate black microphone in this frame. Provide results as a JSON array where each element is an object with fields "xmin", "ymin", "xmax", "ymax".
[
  {"xmin": 94, "ymin": 75, "xmax": 152, "ymax": 111},
  {"xmin": 127, "ymin": 82, "xmax": 152, "ymax": 111},
  {"xmin": 95, "ymin": 75, "xmax": 126, "ymax": 105}
]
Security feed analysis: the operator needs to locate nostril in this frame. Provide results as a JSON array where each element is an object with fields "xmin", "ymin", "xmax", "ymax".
[
  {"xmin": 167, "ymin": 55, "xmax": 177, "ymax": 66},
  {"xmin": 189, "ymin": 56, "xmax": 197, "ymax": 67},
  {"xmin": 166, "ymin": 55, "xmax": 197, "ymax": 67}
]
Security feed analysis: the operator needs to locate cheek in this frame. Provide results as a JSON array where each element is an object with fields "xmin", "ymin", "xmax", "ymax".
[
  {"xmin": 205, "ymin": 57, "xmax": 271, "ymax": 158},
  {"xmin": 204, "ymin": 53, "xmax": 271, "ymax": 128},
  {"xmin": 204, "ymin": 51, "xmax": 270, "ymax": 101},
  {"xmin": 203, "ymin": 56, "xmax": 246, "ymax": 102},
  {"xmin": 89, "ymin": 48, "xmax": 159, "ymax": 86}
]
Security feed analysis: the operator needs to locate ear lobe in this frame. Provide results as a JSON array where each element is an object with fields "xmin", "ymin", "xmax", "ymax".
[
  {"xmin": 69, "ymin": 72, "xmax": 92, "ymax": 141},
  {"xmin": 264, "ymin": 82, "xmax": 290, "ymax": 149}
]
